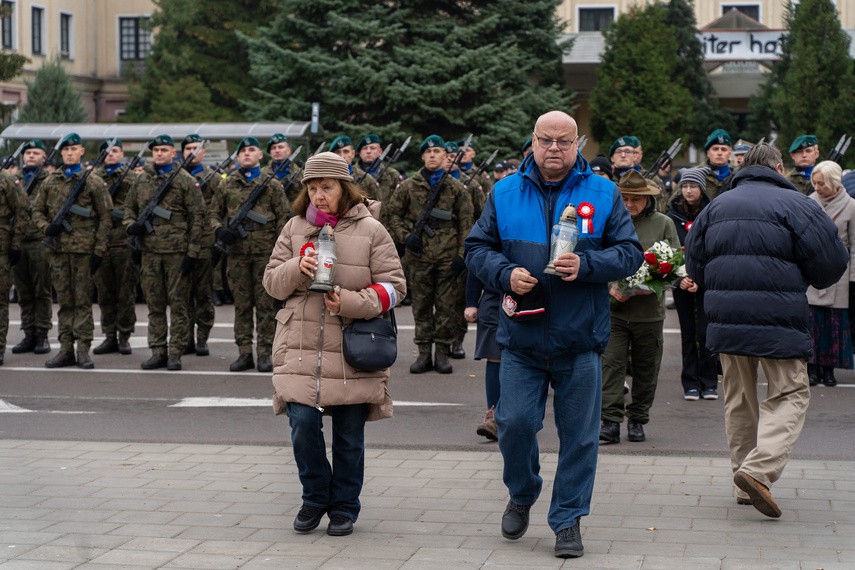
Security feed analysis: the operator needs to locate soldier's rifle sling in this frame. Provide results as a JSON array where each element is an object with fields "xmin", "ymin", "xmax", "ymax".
[
  {"xmin": 356, "ymin": 144, "xmax": 392, "ymax": 185},
  {"xmin": 374, "ymin": 136, "xmax": 411, "ymax": 184},
  {"xmin": 463, "ymin": 149, "xmax": 499, "ymax": 188},
  {"xmin": 24, "ymin": 139, "xmax": 62, "ymax": 197},
  {"xmin": 108, "ymin": 146, "xmax": 147, "ymax": 199},
  {"xmin": 0, "ymin": 142, "xmax": 26, "ymax": 170}
]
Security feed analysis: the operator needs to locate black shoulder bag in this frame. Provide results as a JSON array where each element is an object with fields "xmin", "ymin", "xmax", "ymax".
[{"xmin": 339, "ymin": 310, "xmax": 398, "ymax": 372}]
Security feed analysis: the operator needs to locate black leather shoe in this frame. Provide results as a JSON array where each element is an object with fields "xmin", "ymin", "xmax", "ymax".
[
  {"xmin": 212, "ymin": 290, "xmax": 224, "ymax": 307},
  {"xmin": 257, "ymin": 355, "xmax": 273, "ymax": 373},
  {"xmin": 627, "ymin": 419, "xmax": 645, "ymax": 442},
  {"xmin": 167, "ymin": 354, "xmax": 182, "ymax": 371},
  {"xmin": 34, "ymin": 335, "xmax": 51, "ymax": 354},
  {"xmin": 183, "ymin": 338, "xmax": 196, "ymax": 355},
  {"xmin": 501, "ymin": 500, "xmax": 531, "ymax": 540},
  {"xmin": 195, "ymin": 338, "xmax": 209, "ymax": 356},
  {"xmin": 400, "ymin": 291, "xmax": 412, "ymax": 306},
  {"xmin": 822, "ymin": 366, "xmax": 837, "ymax": 387},
  {"xmin": 223, "ymin": 291, "xmax": 234, "ymax": 305},
  {"xmin": 808, "ymin": 363, "xmax": 820, "ymax": 386},
  {"xmin": 293, "ymin": 504, "xmax": 326, "ymax": 533},
  {"xmin": 0, "ymin": 353, "xmax": 3, "ymax": 365},
  {"xmin": 434, "ymin": 352, "xmax": 453, "ymax": 374},
  {"xmin": 141, "ymin": 353, "xmax": 168, "ymax": 370},
  {"xmin": 93, "ymin": 335, "xmax": 119, "ymax": 355},
  {"xmin": 76, "ymin": 351, "xmax": 94, "ymax": 369},
  {"xmin": 599, "ymin": 420, "xmax": 620, "ymax": 444},
  {"xmin": 409, "ymin": 353, "xmax": 432, "ymax": 374},
  {"xmin": 230, "ymin": 353, "xmax": 254, "ymax": 372},
  {"xmin": 45, "ymin": 350, "xmax": 76, "ymax": 368},
  {"xmin": 327, "ymin": 514, "xmax": 354, "ymax": 537},
  {"xmin": 12, "ymin": 333, "xmax": 36, "ymax": 354},
  {"xmin": 449, "ymin": 340, "xmax": 466, "ymax": 359},
  {"xmin": 554, "ymin": 521, "xmax": 584, "ymax": 558},
  {"xmin": 118, "ymin": 333, "xmax": 132, "ymax": 355}
]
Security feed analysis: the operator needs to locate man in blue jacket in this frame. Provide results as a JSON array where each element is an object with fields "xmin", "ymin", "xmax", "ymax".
[
  {"xmin": 685, "ymin": 143, "xmax": 848, "ymax": 519},
  {"xmin": 465, "ymin": 111, "xmax": 643, "ymax": 558}
]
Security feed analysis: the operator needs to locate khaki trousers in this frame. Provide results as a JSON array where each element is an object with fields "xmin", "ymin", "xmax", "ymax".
[{"xmin": 720, "ymin": 354, "xmax": 810, "ymax": 492}]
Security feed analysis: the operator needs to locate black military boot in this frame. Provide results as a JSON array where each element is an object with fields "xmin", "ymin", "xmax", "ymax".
[
  {"xmin": 45, "ymin": 351, "xmax": 77, "ymax": 368},
  {"xmin": 822, "ymin": 366, "xmax": 837, "ymax": 387},
  {"xmin": 93, "ymin": 334, "xmax": 119, "ymax": 355},
  {"xmin": 434, "ymin": 351, "xmax": 453, "ymax": 374},
  {"xmin": 257, "ymin": 354, "xmax": 273, "ymax": 373},
  {"xmin": 808, "ymin": 363, "xmax": 820, "ymax": 386},
  {"xmin": 409, "ymin": 352, "xmax": 432, "ymax": 374},
  {"xmin": 212, "ymin": 290, "xmax": 224, "ymax": 306},
  {"xmin": 599, "ymin": 420, "xmax": 620, "ymax": 444},
  {"xmin": 118, "ymin": 333, "xmax": 132, "ymax": 355},
  {"xmin": 627, "ymin": 419, "xmax": 646, "ymax": 442},
  {"xmin": 184, "ymin": 337, "xmax": 196, "ymax": 355},
  {"xmin": 450, "ymin": 340, "xmax": 466, "ymax": 359},
  {"xmin": 141, "ymin": 353, "xmax": 168, "ymax": 370},
  {"xmin": 34, "ymin": 334, "xmax": 51, "ymax": 355},
  {"xmin": 167, "ymin": 354, "xmax": 182, "ymax": 371},
  {"xmin": 0, "ymin": 352, "xmax": 4, "ymax": 365},
  {"xmin": 76, "ymin": 351, "xmax": 94, "ymax": 369},
  {"xmin": 195, "ymin": 337, "xmax": 209, "ymax": 356},
  {"xmin": 12, "ymin": 333, "xmax": 36, "ymax": 354},
  {"xmin": 230, "ymin": 353, "xmax": 254, "ymax": 372}
]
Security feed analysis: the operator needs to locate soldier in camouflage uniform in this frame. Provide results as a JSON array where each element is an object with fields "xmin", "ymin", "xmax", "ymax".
[
  {"xmin": 92, "ymin": 139, "xmax": 138, "ymax": 356},
  {"xmin": 329, "ymin": 136, "xmax": 379, "ymax": 200},
  {"xmin": 786, "ymin": 135, "xmax": 820, "ymax": 195},
  {"xmin": 695, "ymin": 129, "xmax": 735, "ymax": 200},
  {"xmin": 355, "ymin": 134, "xmax": 402, "ymax": 205},
  {"xmin": 32, "ymin": 133, "xmax": 112, "ymax": 369},
  {"xmin": 209, "ymin": 137, "xmax": 291, "ymax": 373},
  {"xmin": 11, "ymin": 140, "xmax": 53, "ymax": 355},
  {"xmin": 0, "ymin": 170, "xmax": 30, "ymax": 365},
  {"xmin": 125, "ymin": 134, "xmax": 205, "ymax": 371},
  {"xmin": 388, "ymin": 135, "xmax": 473, "ymax": 374},
  {"xmin": 262, "ymin": 133, "xmax": 303, "ymax": 204},
  {"xmin": 181, "ymin": 133, "xmax": 221, "ymax": 357},
  {"xmin": 458, "ymin": 138, "xmax": 493, "ymax": 219}
]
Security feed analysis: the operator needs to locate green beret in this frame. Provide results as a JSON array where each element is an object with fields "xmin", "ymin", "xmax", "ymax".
[
  {"xmin": 521, "ymin": 138, "xmax": 532, "ymax": 153},
  {"xmin": 457, "ymin": 139, "xmax": 474, "ymax": 150},
  {"xmin": 356, "ymin": 134, "xmax": 381, "ymax": 152},
  {"xmin": 181, "ymin": 133, "xmax": 203, "ymax": 150},
  {"xmin": 704, "ymin": 129, "xmax": 732, "ymax": 151},
  {"xmin": 266, "ymin": 133, "xmax": 289, "ymax": 152},
  {"xmin": 99, "ymin": 138, "xmax": 122, "ymax": 153},
  {"xmin": 608, "ymin": 136, "xmax": 640, "ymax": 157},
  {"xmin": 237, "ymin": 136, "xmax": 261, "ymax": 152},
  {"xmin": 21, "ymin": 140, "xmax": 46, "ymax": 153},
  {"xmin": 329, "ymin": 136, "xmax": 353, "ymax": 152},
  {"xmin": 58, "ymin": 133, "xmax": 82, "ymax": 150},
  {"xmin": 444, "ymin": 141, "xmax": 459, "ymax": 153},
  {"xmin": 789, "ymin": 135, "xmax": 818, "ymax": 153},
  {"xmin": 149, "ymin": 134, "xmax": 174, "ymax": 149},
  {"xmin": 420, "ymin": 135, "xmax": 444, "ymax": 154}
]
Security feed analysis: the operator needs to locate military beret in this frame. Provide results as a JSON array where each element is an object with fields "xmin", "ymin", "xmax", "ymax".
[
  {"xmin": 21, "ymin": 139, "xmax": 46, "ymax": 153},
  {"xmin": 608, "ymin": 136, "xmax": 640, "ymax": 157},
  {"xmin": 58, "ymin": 133, "xmax": 83, "ymax": 150},
  {"xmin": 789, "ymin": 135, "xmax": 818, "ymax": 153},
  {"xmin": 267, "ymin": 133, "xmax": 289, "ymax": 152},
  {"xmin": 444, "ymin": 141, "xmax": 459, "ymax": 153},
  {"xmin": 356, "ymin": 134, "xmax": 381, "ymax": 152},
  {"xmin": 457, "ymin": 139, "xmax": 474, "ymax": 151},
  {"xmin": 181, "ymin": 133, "xmax": 203, "ymax": 150},
  {"xmin": 704, "ymin": 129, "xmax": 732, "ymax": 150},
  {"xmin": 99, "ymin": 138, "xmax": 122, "ymax": 154},
  {"xmin": 420, "ymin": 135, "xmax": 444, "ymax": 154},
  {"xmin": 149, "ymin": 134, "xmax": 175, "ymax": 149},
  {"xmin": 237, "ymin": 136, "xmax": 261, "ymax": 152},
  {"xmin": 329, "ymin": 135, "xmax": 353, "ymax": 152},
  {"xmin": 521, "ymin": 138, "xmax": 532, "ymax": 153}
]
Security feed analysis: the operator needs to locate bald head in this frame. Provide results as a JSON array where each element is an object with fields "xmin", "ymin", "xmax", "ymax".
[{"xmin": 532, "ymin": 111, "xmax": 579, "ymax": 182}]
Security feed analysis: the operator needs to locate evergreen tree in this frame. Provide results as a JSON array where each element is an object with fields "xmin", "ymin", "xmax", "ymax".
[
  {"xmin": 588, "ymin": 5, "xmax": 692, "ymax": 158},
  {"xmin": 18, "ymin": 55, "xmax": 86, "ymax": 123},
  {"xmin": 241, "ymin": 0, "xmax": 574, "ymax": 167}
]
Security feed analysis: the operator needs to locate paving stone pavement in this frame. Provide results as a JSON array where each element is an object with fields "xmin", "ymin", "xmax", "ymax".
[{"xmin": 0, "ymin": 440, "xmax": 853, "ymax": 569}]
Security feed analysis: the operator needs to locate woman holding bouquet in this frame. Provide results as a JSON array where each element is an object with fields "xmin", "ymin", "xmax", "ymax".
[
  {"xmin": 667, "ymin": 169, "xmax": 719, "ymax": 401},
  {"xmin": 600, "ymin": 171, "xmax": 680, "ymax": 445}
]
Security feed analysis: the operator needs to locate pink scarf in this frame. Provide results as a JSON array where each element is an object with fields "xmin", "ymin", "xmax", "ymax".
[{"xmin": 306, "ymin": 203, "xmax": 339, "ymax": 228}]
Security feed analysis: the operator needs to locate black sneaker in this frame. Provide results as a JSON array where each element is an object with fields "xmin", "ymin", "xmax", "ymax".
[
  {"xmin": 627, "ymin": 419, "xmax": 645, "ymax": 442},
  {"xmin": 327, "ymin": 514, "xmax": 354, "ymax": 536},
  {"xmin": 684, "ymin": 389, "xmax": 700, "ymax": 401},
  {"xmin": 501, "ymin": 500, "xmax": 531, "ymax": 540},
  {"xmin": 702, "ymin": 388, "xmax": 718, "ymax": 400},
  {"xmin": 554, "ymin": 521, "xmax": 584, "ymax": 558},
  {"xmin": 599, "ymin": 419, "xmax": 620, "ymax": 444},
  {"xmin": 293, "ymin": 505, "xmax": 326, "ymax": 533}
]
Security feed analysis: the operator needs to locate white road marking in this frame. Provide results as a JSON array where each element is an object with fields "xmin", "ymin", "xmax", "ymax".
[
  {"xmin": 169, "ymin": 397, "xmax": 463, "ymax": 408},
  {"xmin": 0, "ymin": 399, "xmax": 98, "ymax": 414}
]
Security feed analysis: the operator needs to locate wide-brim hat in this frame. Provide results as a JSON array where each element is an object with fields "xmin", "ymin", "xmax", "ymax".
[
  {"xmin": 302, "ymin": 152, "xmax": 352, "ymax": 183},
  {"xmin": 618, "ymin": 170, "xmax": 660, "ymax": 195}
]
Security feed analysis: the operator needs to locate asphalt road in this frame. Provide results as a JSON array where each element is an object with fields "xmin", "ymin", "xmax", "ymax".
[{"xmin": 2, "ymin": 299, "xmax": 854, "ymax": 460}]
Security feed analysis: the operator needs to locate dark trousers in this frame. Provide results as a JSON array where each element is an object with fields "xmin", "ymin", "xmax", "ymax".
[
  {"xmin": 601, "ymin": 318, "xmax": 663, "ymax": 424},
  {"xmin": 673, "ymin": 287, "xmax": 718, "ymax": 393}
]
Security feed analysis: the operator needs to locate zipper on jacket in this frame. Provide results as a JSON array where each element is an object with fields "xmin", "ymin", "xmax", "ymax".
[{"xmin": 314, "ymin": 305, "xmax": 325, "ymax": 412}]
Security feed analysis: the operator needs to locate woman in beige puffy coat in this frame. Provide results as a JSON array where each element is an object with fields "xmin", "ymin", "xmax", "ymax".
[{"xmin": 263, "ymin": 152, "xmax": 405, "ymax": 537}]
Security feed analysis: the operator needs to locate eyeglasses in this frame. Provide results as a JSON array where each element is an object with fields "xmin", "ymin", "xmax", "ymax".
[
  {"xmin": 614, "ymin": 149, "xmax": 639, "ymax": 156},
  {"xmin": 534, "ymin": 134, "xmax": 578, "ymax": 151}
]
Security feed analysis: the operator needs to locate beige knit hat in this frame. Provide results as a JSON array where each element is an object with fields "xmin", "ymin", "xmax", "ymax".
[{"xmin": 301, "ymin": 151, "xmax": 352, "ymax": 183}]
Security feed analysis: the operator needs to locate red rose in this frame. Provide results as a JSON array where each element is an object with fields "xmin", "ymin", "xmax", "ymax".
[
  {"xmin": 644, "ymin": 252, "xmax": 658, "ymax": 265},
  {"xmin": 659, "ymin": 262, "xmax": 672, "ymax": 274}
]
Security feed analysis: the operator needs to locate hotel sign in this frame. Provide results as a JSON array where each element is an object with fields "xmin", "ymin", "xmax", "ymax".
[{"xmin": 699, "ymin": 31, "xmax": 788, "ymax": 61}]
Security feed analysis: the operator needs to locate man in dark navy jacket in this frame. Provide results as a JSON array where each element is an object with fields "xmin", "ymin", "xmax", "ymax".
[
  {"xmin": 685, "ymin": 143, "xmax": 847, "ymax": 519},
  {"xmin": 465, "ymin": 111, "xmax": 642, "ymax": 558}
]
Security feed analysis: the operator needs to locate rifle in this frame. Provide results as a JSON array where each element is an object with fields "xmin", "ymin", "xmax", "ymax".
[
  {"xmin": 24, "ymin": 139, "xmax": 62, "ymax": 196},
  {"xmin": 213, "ymin": 145, "xmax": 303, "ymax": 256},
  {"xmin": 405, "ymin": 134, "xmax": 472, "ymax": 258},
  {"xmin": 577, "ymin": 135, "xmax": 588, "ymax": 153},
  {"xmin": 374, "ymin": 136, "xmax": 412, "ymax": 183},
  {"xmin": 125, "ymin": 140, "xmax": 208, "ymax": 253},
  {"xmin": 197, "ymin": 148, "xmax": 238, "ymax": 191},
  {"xmin": 643, "ymin": 138, "xmax": 682, "ymax": 179},
  {"xmin": 42, "ymin": 138, "xmax": 118, "ymax": 251},
  {"xmin": 311, "ymin": 142, "xmax": 326, "ymax": 157},
  {"xmin": 462, "ymin": 148, "xmax": 499, "ymax": 188},
  {"xmin": 108, "ymin": 145, "xmax": 146, "ymax": 199},
  {"xmin": 356, "ymin": 143, "xmax": 391, "ymax": 184},
  {"xmin": 0, "ymin": 142, "xmax": 26, "ymax": 170},
  {"xmin": 828, "ymin": 134, "xmax": 852, "ymax": 165}
]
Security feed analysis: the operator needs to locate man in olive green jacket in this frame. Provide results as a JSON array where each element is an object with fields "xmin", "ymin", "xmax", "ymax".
[{"xmin": 0, "ymin": 170, "xmax": 30, "ymax": 365}]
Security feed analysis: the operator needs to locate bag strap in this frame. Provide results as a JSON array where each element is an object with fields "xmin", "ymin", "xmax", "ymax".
[{"xmin": 338, "ymin": 308, "xmax": 397, "ymax": 332}]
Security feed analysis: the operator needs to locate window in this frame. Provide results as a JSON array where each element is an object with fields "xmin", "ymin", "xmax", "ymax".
[
  {"xmin": 722, "ymin": 4, "xmax": 760, "ymax": 22},
  {"xmin": 60, "ymin": 12, "xmax": 71, "ymax": 59},
  {"xmin": 31, "ymin": 6, "xmax": 42, "ymax": 55},
  {"xmin": 578, "ymin": 7, "xmax": 615, "ymax": 32},
  {"xmin": 1, "ymin": 1, "xmax": 14, "ymax": 50},
  {"xmin": 119, "ymin": 17, "xmax": 151, "ymax": 61}
]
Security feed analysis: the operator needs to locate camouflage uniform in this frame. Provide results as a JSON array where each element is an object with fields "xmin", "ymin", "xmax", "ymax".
[
  {"xmin": 693, "ymin": 161, "xmax": 734, "ymax": 200},
  {"xmin": 388, "ymin": 168, "xmax": 473, "ymax": 355},
  {"xmin": 0, "ymin": 172, "xmax": 30, "ymax": 358},
  {"xmin": 786, "ymin": 170, "xmax": 813, "ymax": 195},
  {"xmin": 459, "ymin": 165, "xmax": 492, "ymax": 221},
  {"xmin": 12, "ymin": 168, "xmax": 53, "ymax": 344},
  {"xmin": 209, "ymin": 169, "xmax": 291, "ymax": 356},
  {"xmin": 93, "ymin": 163, "xmax": 138, "ymax": 341},
  {"xmin": 124, "ymin": 164, "xmax": 204, "ymax": 357},
  {"xmin": 31, "ymin": 168, "xmax": 111, "ymax": 353},
  {"xmin": 187, "ymin": 165, "xmax": 222, "ymax": 346},
  {"xmin": 261, "ymin": 160, "xmax": 303, "ymax": 204},
  {"xmin": 357, "ymin": 160, "xmax": 402, "ymax": 227},
  {"xmin": 351, "ymin": 164, "xmax": 380, "ymax": 200}
]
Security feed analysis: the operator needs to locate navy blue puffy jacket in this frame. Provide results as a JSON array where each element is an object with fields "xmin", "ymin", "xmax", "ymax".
[{"xmin": 685, "ymin": 165, "xmax": 848, "ymax": 359}]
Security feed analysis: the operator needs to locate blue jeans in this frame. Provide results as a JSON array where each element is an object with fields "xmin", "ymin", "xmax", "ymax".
[
  {"xmin": 286, "ymin": 402, "xmax": 370, "ymax": 522},
  {"xmin": 496, "ymin": 348, "xmax": 602, "ymax": 532}
]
